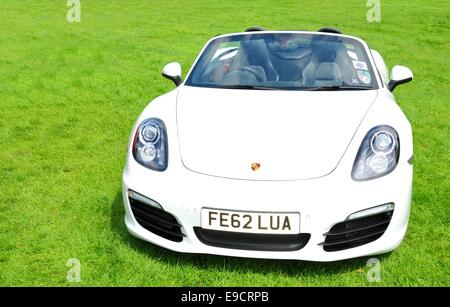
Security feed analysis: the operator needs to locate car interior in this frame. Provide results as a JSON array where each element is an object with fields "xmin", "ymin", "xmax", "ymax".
[{"xmin": 197, "ymin": 33, "xmax": 371, "ymax": 89}]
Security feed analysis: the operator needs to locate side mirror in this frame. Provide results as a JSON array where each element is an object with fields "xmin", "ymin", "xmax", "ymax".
[
  {"xmin": 388, "ymin": 65, "xmax": 413, "ymax": 92},
  {"xmin": 162, "ymin": 62, "xmax": 182, "ymax": 86}
]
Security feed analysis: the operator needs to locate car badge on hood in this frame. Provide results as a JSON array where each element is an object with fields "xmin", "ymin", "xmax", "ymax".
[{"xmin": 251, "ymin": 163, "xmax": 261, "ymax": 171}]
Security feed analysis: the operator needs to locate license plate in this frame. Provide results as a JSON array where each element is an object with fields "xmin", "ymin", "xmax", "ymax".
[{"xmin": 201, "ymin": 208, "xmax": 300, "ymax": 235}]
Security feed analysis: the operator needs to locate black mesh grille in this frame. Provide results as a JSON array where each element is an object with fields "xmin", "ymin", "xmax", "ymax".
[
  {"xmin": 194, "ymin": 227, "xmax": 311, "ymax": 251},
  {"xmin": 129, "ymin": 197, "xmax": 184, "ymax": 242},
  {"xmin": 320, "ymin": 210, "xmax": 393, "ymax": 252}
]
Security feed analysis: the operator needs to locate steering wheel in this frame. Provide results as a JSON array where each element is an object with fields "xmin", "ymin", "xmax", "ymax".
[
  {"xmin": 225, "ymin": 66, "xmax": 266, "ymax": 83},
  {"xmin": 201, "ymin": 48, "xmax": 239, "ymax": 81}
]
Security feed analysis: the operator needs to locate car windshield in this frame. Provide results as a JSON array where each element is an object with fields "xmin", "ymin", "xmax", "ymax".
[{"xmin": 185, "ymin": 32, "xmax": 378, "ymax": 90}]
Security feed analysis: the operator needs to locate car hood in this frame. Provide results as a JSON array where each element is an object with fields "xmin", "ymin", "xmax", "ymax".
[{"xmin": 176, "ymin": 86, "xmax": 377, "ymax": 180}]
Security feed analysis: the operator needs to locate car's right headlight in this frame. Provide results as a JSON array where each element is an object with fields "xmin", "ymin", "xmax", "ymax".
[
  {"xmin": 352, "ymin": 125, "xmax": 399, "ymax": 181},
  {"xmin": 132, "ymin": 118, "xmax": 168, "ymax": 171}
]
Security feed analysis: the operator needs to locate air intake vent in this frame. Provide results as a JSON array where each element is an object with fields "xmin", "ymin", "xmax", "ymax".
[
  {"xmin": 129, "ymin": 197, "xmax": 184, "ymax": 242},
  {"xmin": 320, "ymin": 210, "xmax": 393, "ymax": 252},
  {"xmin": 194, "ymin": 228, "xmax": 310, "ymax": 251}
]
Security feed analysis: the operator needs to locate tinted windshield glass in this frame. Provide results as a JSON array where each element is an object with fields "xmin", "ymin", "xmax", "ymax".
[{"xmin": 185, "ymin": 33, "xmax": 378, "ymax": 90}]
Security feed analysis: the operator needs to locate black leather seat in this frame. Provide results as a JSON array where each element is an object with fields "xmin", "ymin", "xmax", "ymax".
[
  {"xmin": 302, "ymin": 38, "xmax": 354, "ymax": 86},
  {"xmin": 313, "ymin": 62, "xmax": 343, "ymax": 86},
  {"xmin": 231, "ymin": 39, "xmax": 279, "ymax": 82}
]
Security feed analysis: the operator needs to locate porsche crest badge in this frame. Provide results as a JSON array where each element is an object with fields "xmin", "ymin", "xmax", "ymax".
[{"xmin": 251, "ymin": 163, "xmax": 261, "ymax": 171}]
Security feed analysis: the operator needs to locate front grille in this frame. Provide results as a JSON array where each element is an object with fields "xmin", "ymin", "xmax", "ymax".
[
  {"xmin": 129, "ymin": 197, "xmax": 184, "ymax": 242},
  {"xmin": 320, "ymin": 211, "xmax": 393, "ymax": 252},
  {"xmin": 194, "ymin": 227, "xmax": 311, "ymax": 251}
]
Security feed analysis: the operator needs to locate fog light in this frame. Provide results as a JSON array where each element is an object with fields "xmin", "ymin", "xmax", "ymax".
[{"xmin": 347, "ymin": 203, "xmax": 394, "ymax": 220}]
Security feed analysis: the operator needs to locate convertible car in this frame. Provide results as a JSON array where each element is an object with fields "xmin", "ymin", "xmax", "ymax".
[{"xmin": 122, "ymin": 27, "xmax": 414, "ymax": 261}]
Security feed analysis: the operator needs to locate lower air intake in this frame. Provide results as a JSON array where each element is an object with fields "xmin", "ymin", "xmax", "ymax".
[
  {"xmin": 194, "ymin": 228, "xmax": 310, "ymax": 251},
  {"xmin": 320, "ymin": 210, "xmax": 393, "ymax": 252},
  {"xmin": 129, "ymin": 197, "xmax": 184, "ymax": 242}
]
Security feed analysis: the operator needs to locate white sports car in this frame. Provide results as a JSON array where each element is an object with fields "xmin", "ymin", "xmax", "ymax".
[{"xmin": 122, "ymin": 27, "xmax": 414, "ymax": 261}]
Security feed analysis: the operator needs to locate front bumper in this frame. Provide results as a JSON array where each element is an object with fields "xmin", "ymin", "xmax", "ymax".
[{"xmin": 122, "ymin": 155, "xmax": 412, "ymax": 262}]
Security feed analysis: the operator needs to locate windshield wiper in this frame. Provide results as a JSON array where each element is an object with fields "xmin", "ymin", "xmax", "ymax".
[
  {"xmin": 220, "ymin": 85, "xmax": 281, "ymax": 90},
  {"xmin": 306, "ymin": 85, "xmax": 373, "ymax": 91}
]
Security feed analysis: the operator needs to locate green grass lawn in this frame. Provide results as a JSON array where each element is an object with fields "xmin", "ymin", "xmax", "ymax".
[{"xmin": 0, "ymin": 0, "xmax": 449, "ymax": 286}]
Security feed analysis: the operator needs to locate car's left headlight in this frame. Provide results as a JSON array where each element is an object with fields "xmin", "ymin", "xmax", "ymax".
[
  {"xmin": 133, "ymin": 118, "xmax": 168, "ymax": 171},
  {"xmin": 352, "ymin": 125, "xmax": 399, "ymax": 181}
]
